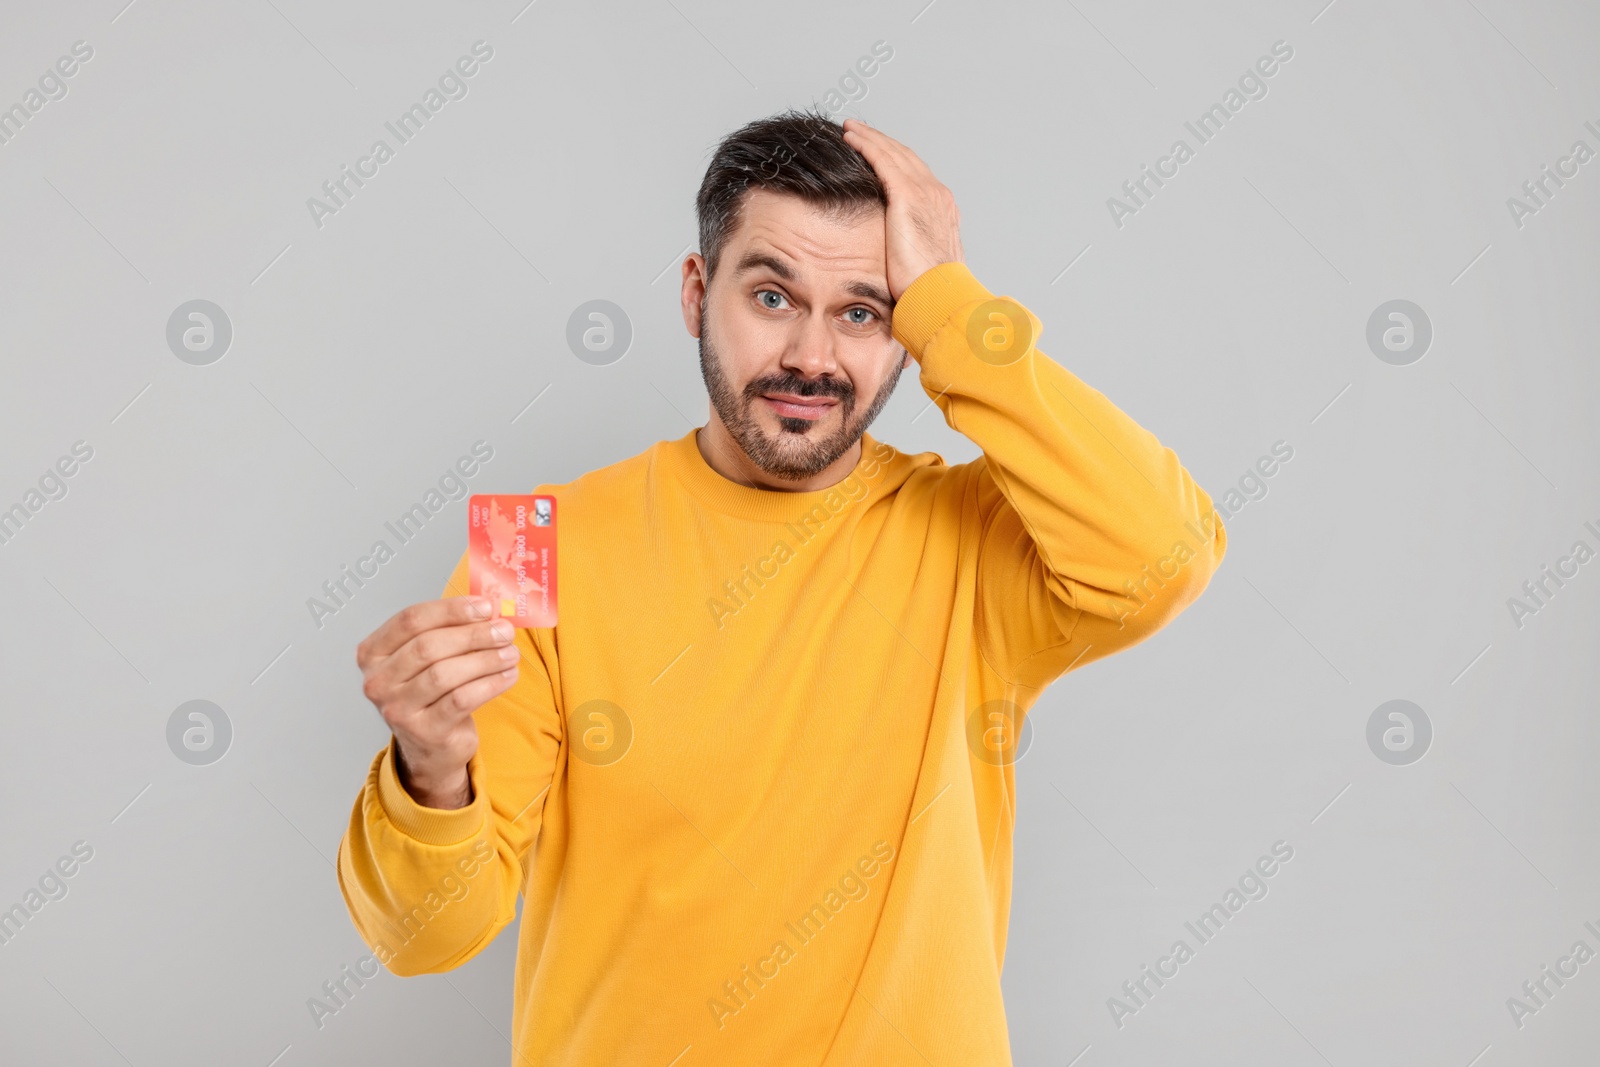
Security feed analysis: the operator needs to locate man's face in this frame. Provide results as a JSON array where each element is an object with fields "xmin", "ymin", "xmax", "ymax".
[{"xmin": 683, "ymin": 187, "xmax": 909, "ymax": 481}]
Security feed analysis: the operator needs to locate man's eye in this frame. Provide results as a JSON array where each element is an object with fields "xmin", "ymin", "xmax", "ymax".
[
  {"xmin": 845, "ymin": 307, "xmax": 876, "ymax": 325},
  {"xmin": 757, "ymin": 290, "xmax": 789, "ymax": 310}
]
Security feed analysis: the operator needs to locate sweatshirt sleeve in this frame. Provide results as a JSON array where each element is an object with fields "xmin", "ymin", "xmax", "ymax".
[
  {"xmin": 336, "ymin": 547, "xmax": 565, "ymax": 976},
  {"xmin": 890, "ymin": 261, "xmax": 1227, "ymax": 692}
]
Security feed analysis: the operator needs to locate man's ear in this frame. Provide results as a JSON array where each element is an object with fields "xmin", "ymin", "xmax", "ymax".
[
  {"xmin": 900, "ymin": 351, "xmax": 912, "ymax": 369},
  {"xmin": 681, "ymin": 253, "xmax": 708, "ymax": 339}
]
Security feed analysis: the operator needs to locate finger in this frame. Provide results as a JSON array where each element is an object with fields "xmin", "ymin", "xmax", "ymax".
[
  {"xmin": 390, "ymin": 617, "xmax": 517, "ymax": 688},
  {"xmin": 402, "ymin": 647, "xmax": 522, "ymax": 712},
  {"xmin": 842, "ymin": 120, "xmax": 934, "ymax": 183},
  {"xmin": 421, "ymin": 662, "xmax": 520, "ymax": 723},
  {"xmin": 849, "ymin": 139, "xmax": 941, "ymax": 213},
  {"xmin": 359, "ymin": 596, "xmax": 494, "ymax": 664},
  {"xmin": 848, "ymin": 121, "xmax": 918, "ymax": 169},
  {"xmin": 840, "ymin": 121, "xmax": 914, "ymax": 180}
]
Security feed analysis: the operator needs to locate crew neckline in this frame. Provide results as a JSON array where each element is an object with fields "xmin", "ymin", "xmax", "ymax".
[{"xmin": 659, "ymin": 427, "xmax": 890, "ymax": 523}]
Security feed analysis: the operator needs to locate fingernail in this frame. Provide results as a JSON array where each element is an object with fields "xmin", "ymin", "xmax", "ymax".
[
  {"xmin": 472, "ymin": 599, "xmax": 493, "ymax": 618},
  {"xmin": 492, "ymin": 621, "xmax": 513, "ymax": 641}
]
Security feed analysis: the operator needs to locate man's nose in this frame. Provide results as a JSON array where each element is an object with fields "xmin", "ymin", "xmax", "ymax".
[{"xmin": 781, "ymin": 311, "xmax": 840, "ymax": 380}]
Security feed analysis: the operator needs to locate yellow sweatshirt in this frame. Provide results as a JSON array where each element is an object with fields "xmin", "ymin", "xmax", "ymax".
[{"xmin": 337, "ymin": 261, "xmax": 1226, "ymax": 1064}]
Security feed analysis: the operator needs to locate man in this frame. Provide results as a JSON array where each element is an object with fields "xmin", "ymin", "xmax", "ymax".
[{"xmin": 339, "ymin": 108, "xmax": 1226, "ymax": 1064}]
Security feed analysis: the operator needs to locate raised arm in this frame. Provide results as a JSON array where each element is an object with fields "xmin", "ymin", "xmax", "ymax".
[
  {"xmin": 892, "ymin": 261, "xmax": 1226, "ymax": 691},
  {"xmin": 841, "ymin": 117, "xmax": 1225, "ymax": 693}
]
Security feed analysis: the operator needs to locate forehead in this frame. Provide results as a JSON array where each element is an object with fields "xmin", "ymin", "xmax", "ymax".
[{"xmin": 722, "ymin": 187, "xmax": 887, "ymax": 283}]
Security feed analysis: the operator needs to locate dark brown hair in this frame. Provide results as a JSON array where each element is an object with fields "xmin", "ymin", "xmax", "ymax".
[{"xmin": 694, "ymin": 107, "xmax": 887, "ymax": 285}]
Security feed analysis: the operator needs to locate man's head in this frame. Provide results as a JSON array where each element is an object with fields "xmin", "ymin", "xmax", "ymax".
[{"xmin": 682, "ymin": 108, "xmax": 908, "ymax": 484}]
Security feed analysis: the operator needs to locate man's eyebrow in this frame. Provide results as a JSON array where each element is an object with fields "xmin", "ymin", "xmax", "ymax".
[
  {"xmin": 843, "ymin": 279, "xmax": 895, "ymax": 309},
  {"xmin": 732, "ymin": 250, "xmax": 894, "ymax": 310},
  {"xmin": 733, "ymin": 250, "xmax": 796, "ymax": 283}
]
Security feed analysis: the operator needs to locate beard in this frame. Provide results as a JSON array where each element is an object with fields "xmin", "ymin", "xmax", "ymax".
[{"xmin": 698, "ymin": 301, "xmax": 905, "ymax": 481}]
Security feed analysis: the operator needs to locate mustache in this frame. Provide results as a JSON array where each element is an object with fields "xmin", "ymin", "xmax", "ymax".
[{"xmin": 743, "ymin": 374, "xmax": 853, "ymax": 402}]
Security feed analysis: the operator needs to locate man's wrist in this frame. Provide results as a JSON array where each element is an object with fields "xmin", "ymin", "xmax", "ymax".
[
  {"xmin": 394, "ymin": 745, "xmax": 473, "ymax": 810},
  {"xmin": 889, "ymin": 261, "xmax": 993, "ymax": 362}
]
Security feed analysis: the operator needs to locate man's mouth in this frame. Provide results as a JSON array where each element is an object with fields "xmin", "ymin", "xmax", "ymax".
[{"xmin": 761, "ymin": 393, "xmax": 839, "ymax": 421}]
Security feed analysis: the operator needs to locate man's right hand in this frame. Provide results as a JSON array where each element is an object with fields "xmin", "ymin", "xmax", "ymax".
[{"xmin": 356, "ymin": 596, "xmax": 521, "ymax": 810}]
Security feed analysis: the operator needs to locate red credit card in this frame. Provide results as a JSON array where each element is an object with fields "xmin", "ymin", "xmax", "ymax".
[{"xmin": 468, "ymin": 495, "xmax": 556, "ymax": 628}]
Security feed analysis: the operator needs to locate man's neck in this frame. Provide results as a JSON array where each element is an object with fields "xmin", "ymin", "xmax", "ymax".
[{"xmin": 694, "ymin": 421, "xmax": 863, "ymax": 493}]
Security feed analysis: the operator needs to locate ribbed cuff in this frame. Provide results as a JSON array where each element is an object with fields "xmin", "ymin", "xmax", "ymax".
[
  {"xmin": 890, "ymin": 261, "xmax": 996, "ymax": 360},
  {"xmin": 376, "ymin": 737, "xmax": 488, "ymax": 846}
]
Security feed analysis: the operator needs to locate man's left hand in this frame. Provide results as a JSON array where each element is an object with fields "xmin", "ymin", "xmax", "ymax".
[{"xmin": 841, "ymin": 118, "xmax": 965, "ymax": 303}]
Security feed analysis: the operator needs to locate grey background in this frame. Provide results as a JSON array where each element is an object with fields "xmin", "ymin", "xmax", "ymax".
[{"xmin": 2, "ymin": 0, "xmax": 1596, "ymax": 1064}]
